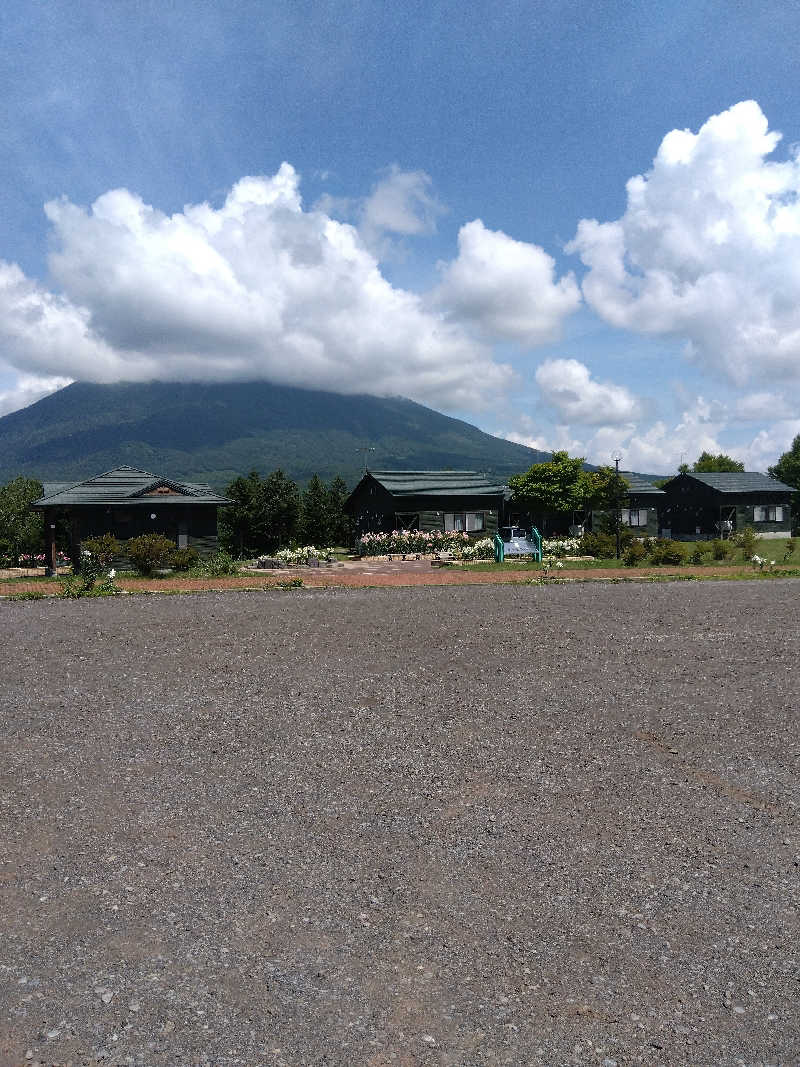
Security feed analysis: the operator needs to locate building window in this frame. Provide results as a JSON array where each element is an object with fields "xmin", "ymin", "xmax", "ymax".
[
  {"xmin": 621, "ymin": 508, "xmax": 647, "ymax": 527},
  {"xmin": 754, "ymin": 505, "xmax": 783, "ymax": 522},
  {"xmin": 444, "ymin": 511, "xmax": 486, "ymax": 532}
]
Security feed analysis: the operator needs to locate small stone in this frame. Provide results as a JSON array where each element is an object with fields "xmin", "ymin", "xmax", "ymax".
[
  {"xmin": 422, "ymin": 1034, "xmax": 436, "ymax": 1046},
  {"xmin": 732, "ymin": 1005, "xmax": 746, "ymax": 1014},
  {"xmin": 101, "ymin": 991, "xmax": 114, "ymax": 1005},
  {"xmin": 128, "ymin": 1000, "xmax": 141, "ymax": 1012}
]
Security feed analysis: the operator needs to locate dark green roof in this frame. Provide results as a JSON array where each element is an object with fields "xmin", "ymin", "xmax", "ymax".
[
  {"xmin": 678, "ymin": 472, "xmax": 796, "ymax": 494},
  {"xmin": 621, "ymin": 473, "xmax": 665, "ymax": 495},
  {"xmin": 33, "ymin": 466, "xmax": 229, "ymax": 507},
  {"xmin": 366, "ymin": 470, "xmax": 508, "ymax": 497}
]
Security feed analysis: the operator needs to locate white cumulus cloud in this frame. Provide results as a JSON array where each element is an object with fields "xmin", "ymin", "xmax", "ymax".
[
  {"xmin": 361, "ymin": 165, "xmax": 444, "ymax": 239},
  {"xmin": 0, "ymin": 164, "xmax": 514, "ymax": 412},
  {"xmin": 435, "ymin": 219, "xmax": 581, "ymax": 345},
  {"xmin": 568, "ymin": 100, "xmax": 800, "ymax": 384},
  {"xmin": 535, "ymin": 358, "xmax": 640, "ymax": 425}
]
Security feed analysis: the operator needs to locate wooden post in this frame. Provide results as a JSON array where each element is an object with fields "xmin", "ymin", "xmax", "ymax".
[{"xmin": 44, "ymin": 510, "xmax": 57, "ymax": 576}]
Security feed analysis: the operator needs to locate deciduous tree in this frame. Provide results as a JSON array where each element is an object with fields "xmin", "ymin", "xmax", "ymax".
[
  {"xmin": 691, "ymin": 452, "xmax": 745, "ymax": 472},
  {"xmin": 769, "ymin": 434, "xmax": 800, "ymax": 530},
  {"xmin": 509, "ymin": 452, "xmax": 594, "ymax": 527}
]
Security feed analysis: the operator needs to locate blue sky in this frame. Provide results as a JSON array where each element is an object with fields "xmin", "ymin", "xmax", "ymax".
[{"xmin": 1, "ymin": 1, "xmax": 800, "ymax": 473}]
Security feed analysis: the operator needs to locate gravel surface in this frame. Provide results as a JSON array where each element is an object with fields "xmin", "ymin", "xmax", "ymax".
[{"xmin": 1, "ymin": 581, "xmax": 798, "ymax": 1066}]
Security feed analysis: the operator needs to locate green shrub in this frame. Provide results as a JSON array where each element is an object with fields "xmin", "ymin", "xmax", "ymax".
[
  {"xmin": 82, "ymin": 533, "xmax": 120, "ymax": 568},
  {"xmin": 711, "ymin": 538, "xmax": 729, "ymax": 560},
  {"xmin": 126, "ymin": 533, "xmax": 175, "ymax": 575},
  {"xmin": 580, "ymin": 531, "xmax": 617, "ymax": 559},
  {"xmin": 648, "ymin": 539, "xmax": 687, "ymax": 566},
  {"xmin": 200, "ymin": 550, "xmax": 240, "ymax": 576},
  {"xmin": 623, "ymin": 541, "xmax": 647, "ymax": 567},
  {"xmin": 784, "ymin": 538, "xmax": 796, "ymax": 562},
  {"xmin": 170, "ymin": 546, "xmax": 200, "ymax": 571},
  {"xmin": 732, "ymin": 526, "xmax": 758, "ymax": 559},
  {"xmin": 689, "ymin": 541, "xmax": 712, "ymax": 565}
]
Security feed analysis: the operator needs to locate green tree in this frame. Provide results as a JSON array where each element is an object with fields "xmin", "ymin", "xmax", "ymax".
[
  {"xmin": 221, "ymin": 470, "xmax": 270, "ymax": 555},
  {"xmin": 769, "ymin": 434, "xmax": 800, "ymax": 530},
  {"xmin": 263, "ymin": 469, "xmax": 301, "ymax": 550},
  {"xmin": 221, "ymin": 468, "xmax": 301, "ymax": 555},
  {"xmin": 299, "ymin": 474, "xmax": 333, "ymax": 546},
  {"xmin": 0, "ymin": 476, "xmax": 44, "ymax": 565},
  {"xmin": 692, "ymin": 452, "xmax": 745, "ymax": 473},
  {"xmin": 769, "ymin": 434, "xmax": 800, "ymax": 488},
  {"xmin": 327, "ymin": 475, "xmax": 350, "ymax": 546},
  {"xmin": 509, "ymin": 452, "xmax": 593, "ymax": 517}
]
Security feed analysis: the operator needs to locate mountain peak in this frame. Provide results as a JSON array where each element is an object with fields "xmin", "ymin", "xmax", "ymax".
[{"xmin": 0, "ymin": 380, "xmax": 551, "ymax": 488}]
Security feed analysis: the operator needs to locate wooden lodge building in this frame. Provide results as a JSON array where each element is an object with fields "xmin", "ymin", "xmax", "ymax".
[
  {"xmin": 344, "ymin": 470, "xmax": 508, "ymax": 540},
  {"xmin": 32, "ymin": 466, "xmax": 229, "ymax": 573},
  {"xmin": 589, "ymin": 473, "xmax": 665, "ymax": 539},
  {"xmin": 658, "ymin": 471, "xmax": 796, "ymax": 540}
]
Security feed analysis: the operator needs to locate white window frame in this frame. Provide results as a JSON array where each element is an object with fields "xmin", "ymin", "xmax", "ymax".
[
  {"xmin": 754, "ymin": 505, "xmax": 783, "ymax": 522},
  {"xmin": 445, "ymin": 511, "xmax": 486, "ymax": 533},
  {"xmin": 621, "ymin": 508, "xmax": 647, "ymax": 527}
]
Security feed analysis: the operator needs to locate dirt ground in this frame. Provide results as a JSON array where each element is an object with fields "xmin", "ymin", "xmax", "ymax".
[
  {"xmin": 1, "ymin": 581, "xmax": 797, "ymax": 1066},
  {"xmin": 0, "ymin": 556, "xmax": 778, "ymax": 597}
]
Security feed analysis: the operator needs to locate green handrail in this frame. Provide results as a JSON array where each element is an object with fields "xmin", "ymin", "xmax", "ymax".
[{"xmin": 530, "ymin": 526, "xmax": 542, "ymax": 561}]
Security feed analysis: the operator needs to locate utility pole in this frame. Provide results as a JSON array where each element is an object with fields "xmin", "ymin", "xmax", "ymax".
[
  {"xmin": 356, "ymin": 446, "xmax": 375, "ymax": 474},
  {"xmin": 612, "ymin": 451, "xmax": 623, "ymax": 560}
]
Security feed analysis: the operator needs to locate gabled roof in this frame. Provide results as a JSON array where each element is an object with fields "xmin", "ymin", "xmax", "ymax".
[
  {"xmin": 364, "ymin": 470, "xmax": 508, "ymax": 497},
  {"xmin": 621, "ymin": 472, "xmax": 665, "ymax": 495},
  {"xmin": 33, "ymin": 466, "xmax": 229, "ymax": 507},
  {"xmin": 673, "ymin": 472, "xmax": 796, "ymax": 494}
]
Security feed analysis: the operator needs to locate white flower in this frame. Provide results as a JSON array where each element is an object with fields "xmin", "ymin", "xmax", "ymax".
[{"xmin": 107, "ymin": 569, "xmax": 116, "ymax": 580}]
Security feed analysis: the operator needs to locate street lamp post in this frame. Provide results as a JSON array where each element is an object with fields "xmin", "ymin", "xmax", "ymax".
[
  {"xmin": 356, "ymin": 446, "xmax": 375, "ymax": 474},
  {"xmin": 612, "ymin": 451, "xmax": 623, "ymax": 560}
]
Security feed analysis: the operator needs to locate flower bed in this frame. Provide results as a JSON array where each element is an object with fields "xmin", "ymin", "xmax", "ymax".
[
  {"xmin": 358, "ymin": 529, "xmax": 471, "ymax": 556},
  {"xmin": 541, "ymin": 537, "xmax": 581, "ymax": 557},
  {"xmin": 11, "ymin": 552, "xmax": 71, "ymax": 569},
  {"xmin": 275, "ymin": 545, "xmax": 326, "ymax": 565}
]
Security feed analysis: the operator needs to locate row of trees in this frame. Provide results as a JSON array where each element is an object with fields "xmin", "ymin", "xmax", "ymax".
[{"xmin": 220, "ymin": 469, "xmax": 350, "ymax": 555}]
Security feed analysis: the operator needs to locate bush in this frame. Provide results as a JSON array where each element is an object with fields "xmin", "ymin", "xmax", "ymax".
[
  {"xmin": 126, "ymin": 533, "xmax": 176, "ymax": 575},
  {"xmin": 784, "ymin": 538, "xmax": 796, "ymax": 562},
  {"xmin": 648, "ymin": 539, "xmax": 687, "ymax": 566},
  {"xmin": 623, "ymin": 541, "xmax": 647, "ymax": 567},
  {"xmin": 732, "ymin": 526, "xmax": 758, "ymax": 559},
  {"xmin": 711, "ymin": 538, "xmax": 729, "ymax": 560},
  {"xmin": 580, "ymin": 531, "xmax": 617, "ymax": 559},
  {"xmin": 170, "ymin": 546, "xmax": 200, "ymax": 571},
  {"xmin": 200, "ymin": 550, "xmax": 240, "ymax": 576},
  {"xmin": 82, "ymin": 533, "xmax": 120, "ymax": 568},
  {"xmin": 689, "ymin": 541, "xmax": 712, "ymax": 565}
]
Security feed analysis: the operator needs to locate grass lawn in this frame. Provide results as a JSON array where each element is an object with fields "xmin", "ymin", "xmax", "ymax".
[{"xmin": 466, "ymin": 535, "xmax": 800, "ymax": 573}]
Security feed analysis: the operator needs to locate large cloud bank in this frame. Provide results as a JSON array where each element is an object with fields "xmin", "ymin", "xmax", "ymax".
[
  {"xmin": 0, "ymin": 164, "xmax": 580, "ymax": 414},
  {"xmin": 569, "ymin": 101, "xmax": 800, "ymax": 384}
]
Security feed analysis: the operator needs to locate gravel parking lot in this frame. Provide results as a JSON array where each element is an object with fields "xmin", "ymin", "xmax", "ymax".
[{"xmin": 1, "ymin": 581, "xmax": 798, "ymax": 1066}]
